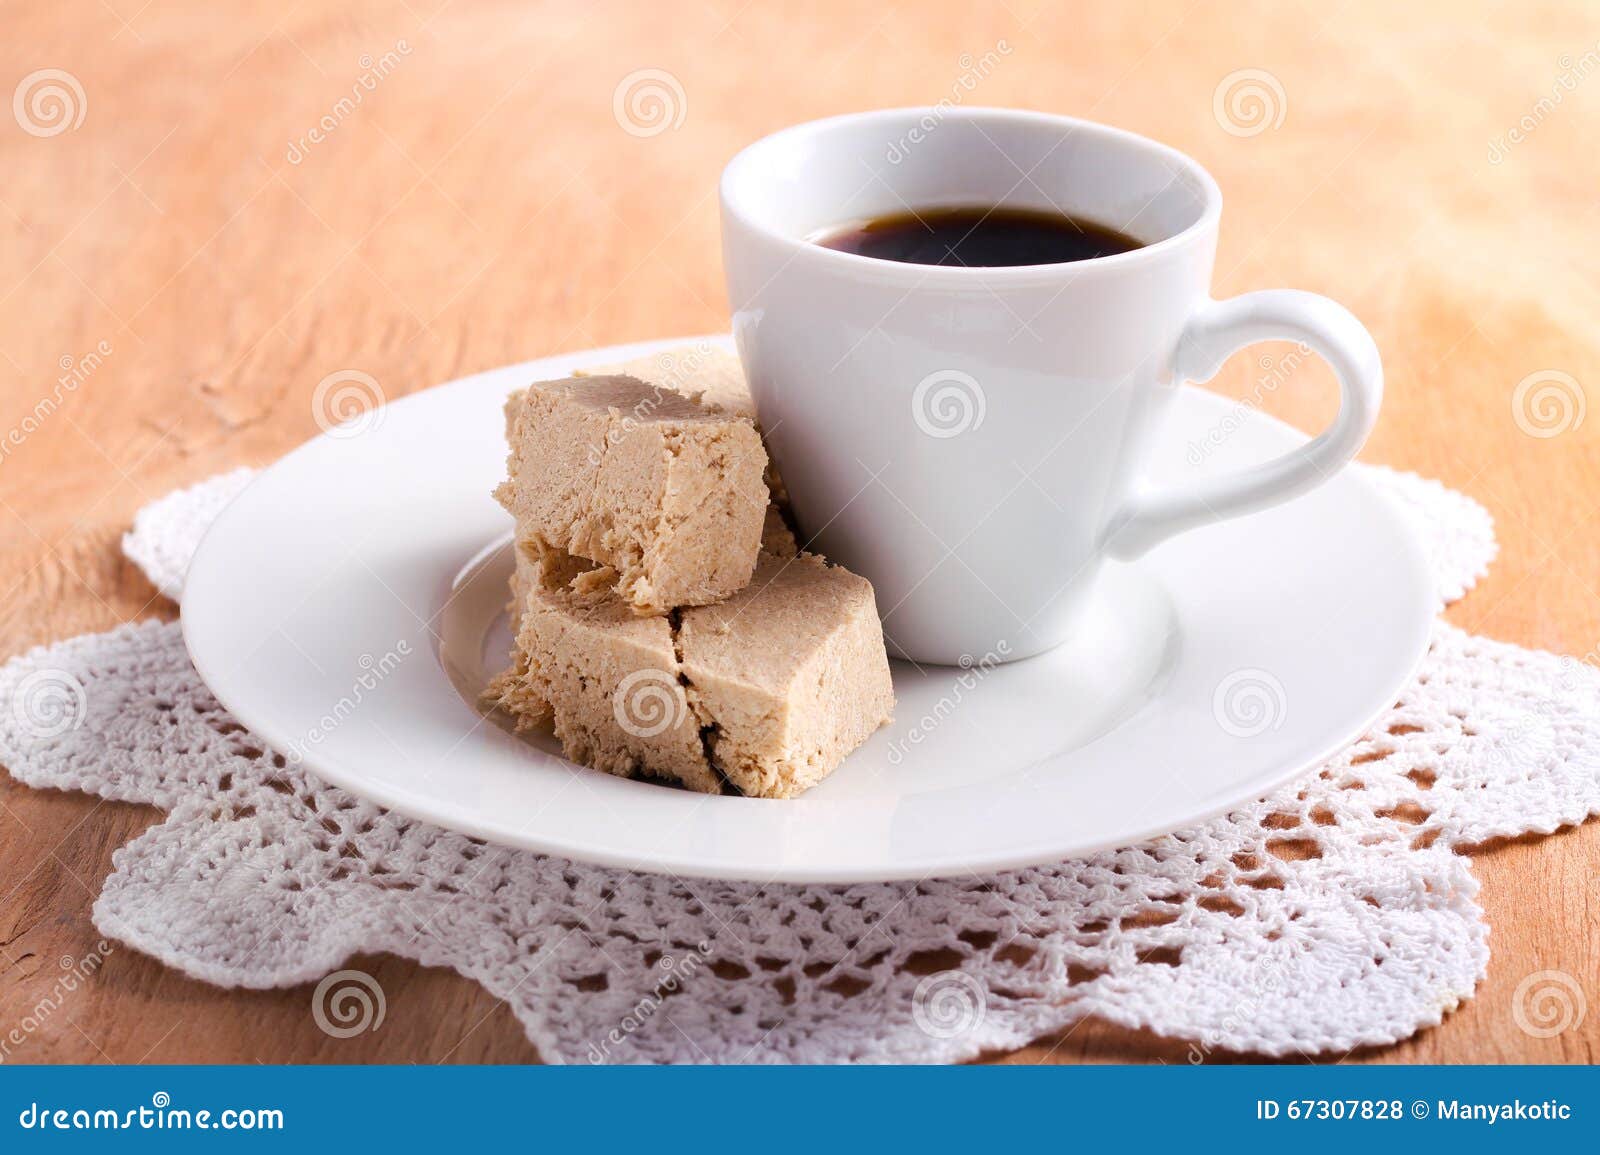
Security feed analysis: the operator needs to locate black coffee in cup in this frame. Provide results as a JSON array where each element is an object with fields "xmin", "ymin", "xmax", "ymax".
[{"xmin": 814, "ymin": 206, "xmax": 1143, "ymax": 267}]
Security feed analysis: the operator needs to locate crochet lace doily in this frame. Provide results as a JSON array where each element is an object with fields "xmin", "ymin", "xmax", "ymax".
[{"xmin": 3, "ymin": 465, "xmax": 1598, "ymax": 1064}]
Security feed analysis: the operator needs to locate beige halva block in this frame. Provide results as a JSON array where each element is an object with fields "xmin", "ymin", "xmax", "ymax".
[
  {"xmin": 760, "ymin": 503, "xmax": 798, "ymax": 559},
  {"xmin": 576, "ymin": 345, "xmax": 758, "ymax": 422},
  {"xmin": 677, "ymin": 552, "xmax": 894, "ymax": 799},
  {"xmin": 494, "ymin": 374, "xmax": 770, "ymax": 615},
  {"xmin": 577, "ymin": 345, "xmax": 790, "ymax": 509},
  {"xmin": 582, "ymin": 345, "xmax": 802, "ymax": 557},
  {"xmin": 487, "ymin": 542, "xmax": 893, "ymax": 799},
  {"xmin": 488, "ymin": 538, "xmax": 724, "ymax": 795}
]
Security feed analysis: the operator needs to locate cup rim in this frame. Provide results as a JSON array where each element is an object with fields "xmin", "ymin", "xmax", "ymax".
[{"xmin": 720, "ymin": 106, "xmax": 1224, "ymax": 284}]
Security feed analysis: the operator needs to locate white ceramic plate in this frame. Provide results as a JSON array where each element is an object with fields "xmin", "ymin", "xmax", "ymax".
[{"xmin": 183, "ymin": 336, "xmax": 1433, "ymax": 883}]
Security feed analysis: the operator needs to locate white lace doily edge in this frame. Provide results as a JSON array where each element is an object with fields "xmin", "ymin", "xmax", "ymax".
[{"xmin": 11, "ymin": 463, "xmax": 1597, "ymax": 1065}]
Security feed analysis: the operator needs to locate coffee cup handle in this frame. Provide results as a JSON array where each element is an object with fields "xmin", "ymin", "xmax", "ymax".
[{"xmin": 1101, "ymin": 289, "xmax": 1383, "ymax": 560}]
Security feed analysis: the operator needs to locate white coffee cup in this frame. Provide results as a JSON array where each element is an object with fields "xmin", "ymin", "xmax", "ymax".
[{"xmin": 720, "ymin": 107, "xmax": 1381, "ymax": 665}]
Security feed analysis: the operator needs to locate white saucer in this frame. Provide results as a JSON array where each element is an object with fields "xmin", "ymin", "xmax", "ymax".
[{"xmin": 182, "ymin": 336, "xmax": 1433, "ymax": 883}]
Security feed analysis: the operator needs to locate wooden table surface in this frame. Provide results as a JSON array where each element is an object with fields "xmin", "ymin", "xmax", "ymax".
[{"xmin": 2, "ymin": 0, "xmax": 1596, "ymax": 1064}]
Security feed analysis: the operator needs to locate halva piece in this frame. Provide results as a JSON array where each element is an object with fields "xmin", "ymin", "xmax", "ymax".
[{"xmin": 494, "ymin": 374, "xmax": 769, "ymax": 615}]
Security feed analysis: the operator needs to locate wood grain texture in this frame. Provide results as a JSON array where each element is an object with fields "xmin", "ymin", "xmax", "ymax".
[{"xmin": 1, "ymin": 0, "xmax": 1597, "ymax": 1064}]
